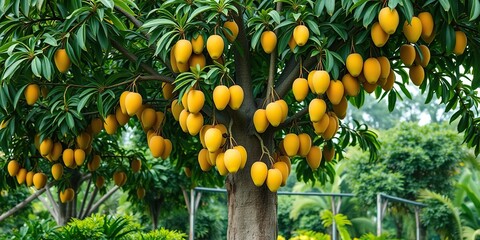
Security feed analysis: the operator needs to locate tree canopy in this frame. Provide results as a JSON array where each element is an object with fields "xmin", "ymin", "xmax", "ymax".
[{"xmin": 0, "ymin": 0, "xmax": 479, "ymax": 239}]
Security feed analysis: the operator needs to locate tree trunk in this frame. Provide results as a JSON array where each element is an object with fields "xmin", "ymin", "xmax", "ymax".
[
  {"xmin": 395, "ymin": 215, "xmax": 403, "ymax": 239},
  {"xmin": 226, "ymin": 124, "xmax": 277, "ymax": 239}
]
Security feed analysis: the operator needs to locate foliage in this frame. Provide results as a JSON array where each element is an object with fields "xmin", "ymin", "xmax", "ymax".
[
  {"xmin": 50, "ymin": 214, "xmax": 140, "ymax": 239},
  {"xmin": 418, "ymin": 189, "xmax": 462, "ymax": 239},
  {"xmin": 346, "ymin": 122, "xmax": 465, "ymax": 205},
  {"xmin": 47, "ymin": 213, "xmax": 185, "ymax": 240},
  {"xmin": 130, "ymin": 228, "xmax": 187, "ymax": 240},
  {"xmin": 358, "ymin": 232, "xmax": 394, "ymax": 240},
  {"xmin": 321, "ymin": 209, "xmax": 352, "ymax": 240},
  {"xmin": 8, "ymin": 217, "xmax": 57, "ymax": 240},
  {"xmin": 0, "ymin": 188, "xmax": 37, "ymax": 233},
  {"xmin": 418, "ymin": 158, "xmax": 480, "ymax": 239},
  {"xmin": 289, "ymin": 230, "xmax": 330, "ymax": 240}
]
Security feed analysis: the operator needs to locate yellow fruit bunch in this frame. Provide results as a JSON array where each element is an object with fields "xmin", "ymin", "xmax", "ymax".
[
  {"xmin": 178, "ymin": 88, "xmax": 205, "ymax": 136},
  {"xmin": 147, "ymin": 133, "xmax": 173, "ymax": 160},
  {"xmin": 197, "ymin": 123, "xmax": 248, "ymax": 175},
  {"xmin": 7, "ymin": 160, "xmax": 47, "ymax": 189},
  {"xmin": 250, "ymin": 153, "xmax": 290, "ymax": 192},
  {"xmin": 400, "ymin": 43, "xmax": 431, "ymax": 86},
  {"xmin": 170, "ymin": 20, "xmax": 239, "ymax": 73},
  {"xmin": 213, "ymin": 85, "xmax": 244, "ymax": 111},
  {"xmin": 266, "ymin": 23, "xmax": 310, "ymax": 53},
  {"xmin": 402, "ymin": 12, "xmax": 434, "ymax": 44},
  {"xmin": 36, "ymin": 136, "xmax": 63, "ymax": 162},
  {"xmin": 253, "ymin": 99, "xmax": 288, "ymax": 133},
  {"xmin": 117, "ymin": 90, "xmax": 172, "ymax": 159},
  {"xmin": 346, "ymin": 53, "xmax": 395, "ymax": 93}
]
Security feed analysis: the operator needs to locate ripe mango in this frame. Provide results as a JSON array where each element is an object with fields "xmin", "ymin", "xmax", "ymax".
[
  {"xmin": 403, "ymin": 17, "xmax": 422, "ymax": 43},
  {"xmin": 207, "ymin": 35, "xmax": 224, "ymax": 59},
  {"xmin": 346, "ymin": 53, "xmax": 363, "ymax": 77},
  {"xmin": 253, "ymin": 109, "xmax": 269, "ymax": 133},
  {"xmin": 293, "ymin": 25, "xmax": 309, "ymax": 46},
  {"xmin": 25, "ymin": 84, "xmax": 40, "ymax": 105},
  {"xmin": 251, "ymin": 162, "xmax": 268, "ymax": 187},
  {"xmin": 213, "ymin": 85, "xmax": 231, "ymax": 110},
  {"xmin": 378, "ymin": 7, "xmax": 399, "ymax": 34},
  {"xmin": 261, "ymin": 31, "xmax": 277, "ymax": 54}
]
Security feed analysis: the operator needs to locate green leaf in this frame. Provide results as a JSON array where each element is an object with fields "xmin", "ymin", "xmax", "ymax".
[
  {"xmin": 21, "ymin": 0, "xmax": 30, "ymax": 17},
  {"xmin": 325, "ymin": 0, "xmax": 335, "ymax": 15},
  {"xmin": 388, "ymin": 0, "xmax": 400, "ymax": 9},
  {"xmin": 100, "ymin": 0, "xmax": 114, "ymax": 9},
  {"xmin": 251, "ymin": 26, "xmax": 265, "ymax": 50},
  {"xmin": 268, "ymin": 10, "xmax": 281, "ymax": 24},
  {"xmin": 444, "ymin": 25, "xmax": 455, "ymax": 54},
  {"xmin": 77, "ymin": 91, "xmax": 96, "ymax": 113},
  {"xmin": 187, "ymin": 6, "xmax": 212, "ymax": 23},
  {"xmin": 41, "ymin": 56, "xmax": 53, "ymax": 80},
  {"xmin": 400, "ymin": 0, "xmax": 414, "ymax": 21},
  {"xmin": 31, "ymin": 56, "xmax": 42, "ymax": 77},
  {"xmin": 363, "ymin": 3, "xmax": 380, "ymax": 28},
  {"xmin": 112, "ymin": 0, "xmax": 135, "ymax": 17},
  {"xmin": 349, "ymin": 0, "xmax": 369, "ymax": 13},
  {"xmin": 106, "ymin": 11, "xmax": 127, "ymax": 31},
  {"xmin": 470, "ymin": 0, "xmax": 480, "ymax": 20},
  {"xmin": 328, "ymin": 23, "xmax": 348, "ymax": 41},
  {"xmin": 77, "ymin": 24, "xmax": 87, "ymax": 51},
  {"xmin": 97, "ymin": 93, "xmax": 104, "ymax": 118},
  {"xmin": 388, "ymin": 90, "xmax": 396, "ymax": 112},
  {"xmin": 66, "ymin": 112, "xmax": 75, "ymax": 129},
  {"xmin": 13, "ymin": 84, "xmax": 28, "ymax": 110},
  {"xmin": 2, "ymin": 58, "xmax": 27, "ymax": 80},
  {"xmin": 43, "ymin": 33, "xmax": 58, "ymax": 46},
  {"xmin": 439, "ymin": 0, "xmax": 451, "ymax": 11},
  {"xmin": 143, "ymin": 19, "xmax": 177, "ymax": 29}
]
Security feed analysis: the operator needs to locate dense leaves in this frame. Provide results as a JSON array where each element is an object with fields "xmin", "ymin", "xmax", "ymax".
[{"xmin": 0, "ymin": 0, "xmax": 479, "ymax": 237}]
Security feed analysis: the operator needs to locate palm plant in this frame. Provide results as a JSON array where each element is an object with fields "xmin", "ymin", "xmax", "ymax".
[{"xmin": 320, "ymin": 209, "xmax": 352, "ymax": 240}]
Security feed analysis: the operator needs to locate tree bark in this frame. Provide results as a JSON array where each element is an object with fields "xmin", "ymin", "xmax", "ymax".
[{"xmin": 226, "ymin": 124, "xmax": 277, "ymax": 239}]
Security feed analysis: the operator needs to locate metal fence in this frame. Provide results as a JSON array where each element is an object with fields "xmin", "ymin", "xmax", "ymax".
[{"xmin": 186, "ymin": 187, "xmax": 427, "ymax": 240}]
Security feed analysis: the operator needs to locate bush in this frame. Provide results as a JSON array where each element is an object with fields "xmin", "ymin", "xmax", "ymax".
[{"xmin": 9, "ymin": 214, "xmax": 187, "ymax": 240}]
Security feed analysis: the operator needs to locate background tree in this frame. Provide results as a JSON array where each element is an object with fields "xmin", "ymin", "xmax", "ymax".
[
  {"xmin": 346, "ymin": 122, "xmax": 467, "ymax": 238},
  {"xmin": 0, "ymin": 0, "xmax": 479, "ymax": 239}
]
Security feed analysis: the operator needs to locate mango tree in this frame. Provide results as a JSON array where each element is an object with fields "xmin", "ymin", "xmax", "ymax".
[{"xmin": 0, "ymin": 0, "xmax": 479, "ymax": 239}]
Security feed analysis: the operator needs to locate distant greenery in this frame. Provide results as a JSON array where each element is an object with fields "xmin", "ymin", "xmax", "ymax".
[{"xmin": 346, "ymin": 122, "xmax": 467, "ymax": 238}]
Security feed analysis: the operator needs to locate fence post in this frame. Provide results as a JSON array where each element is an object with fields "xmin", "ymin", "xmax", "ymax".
[
  {"xmin": 189, "ymin": 189, "xmax": 195, "ymax": 240},
  {"xmin": 331, "ymin": 196, "xmax": 337, "ymax": 240},
  {"xmin": 376, "ymin": 193, "xmax": 382, "ymax": 236},
  {"xmin": 415, "ymin": 206, "xmax": 420, "ymax": 240}
]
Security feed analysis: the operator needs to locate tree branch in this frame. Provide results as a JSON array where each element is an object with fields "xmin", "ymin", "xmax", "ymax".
[
  {"xmin": 113, "ymin": 5, "xmax": 175, "ymax": 75},
  {"xmin": 274, "ymin": 56, "xmax": 317, "ymax": 99},
  {"xmin": 194, "ymin": 192, "xmax": 202, "ymax": 211},
  {"xmin": 276, "ymin": 108, "xmax": 308, "ymax": 130},
  {"xmin": 45, "ymin": 184, "xmax": 59, "ymax": 218},
  {"xmin": 79, "ymin": 173, "xmax": 91, "ymax": 184},
  {"xmin": 111, "ymin": 40, "xmax": 174, "ymax": 83},
  {"xmin": 114, "ymin": 6, "xmax": 143, "ymax": 30},
  {"xmin": 85, "ymin": 186, "xmax": 120, "ymax": 217},
  {"xmin": 0, "ymin": 187, "xmax": 47, "ymax": 222},
  {"xmin": 79, "ymin": 177, "xmax": 92, "ymax": 218},
  {"xmin": 182, "ymin": 188, "xmax": 191, "ymax": 214},
  {"xmin": 266, "ymin": 2, "xmax": 282, "ymax": 102},
  {"xmin": 38, "ymin": 196, "xmax": 58, "ymax": 222},
  {"xmin": 81, "ymin": 187, "xmax": 98, "ymax": 219}
]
